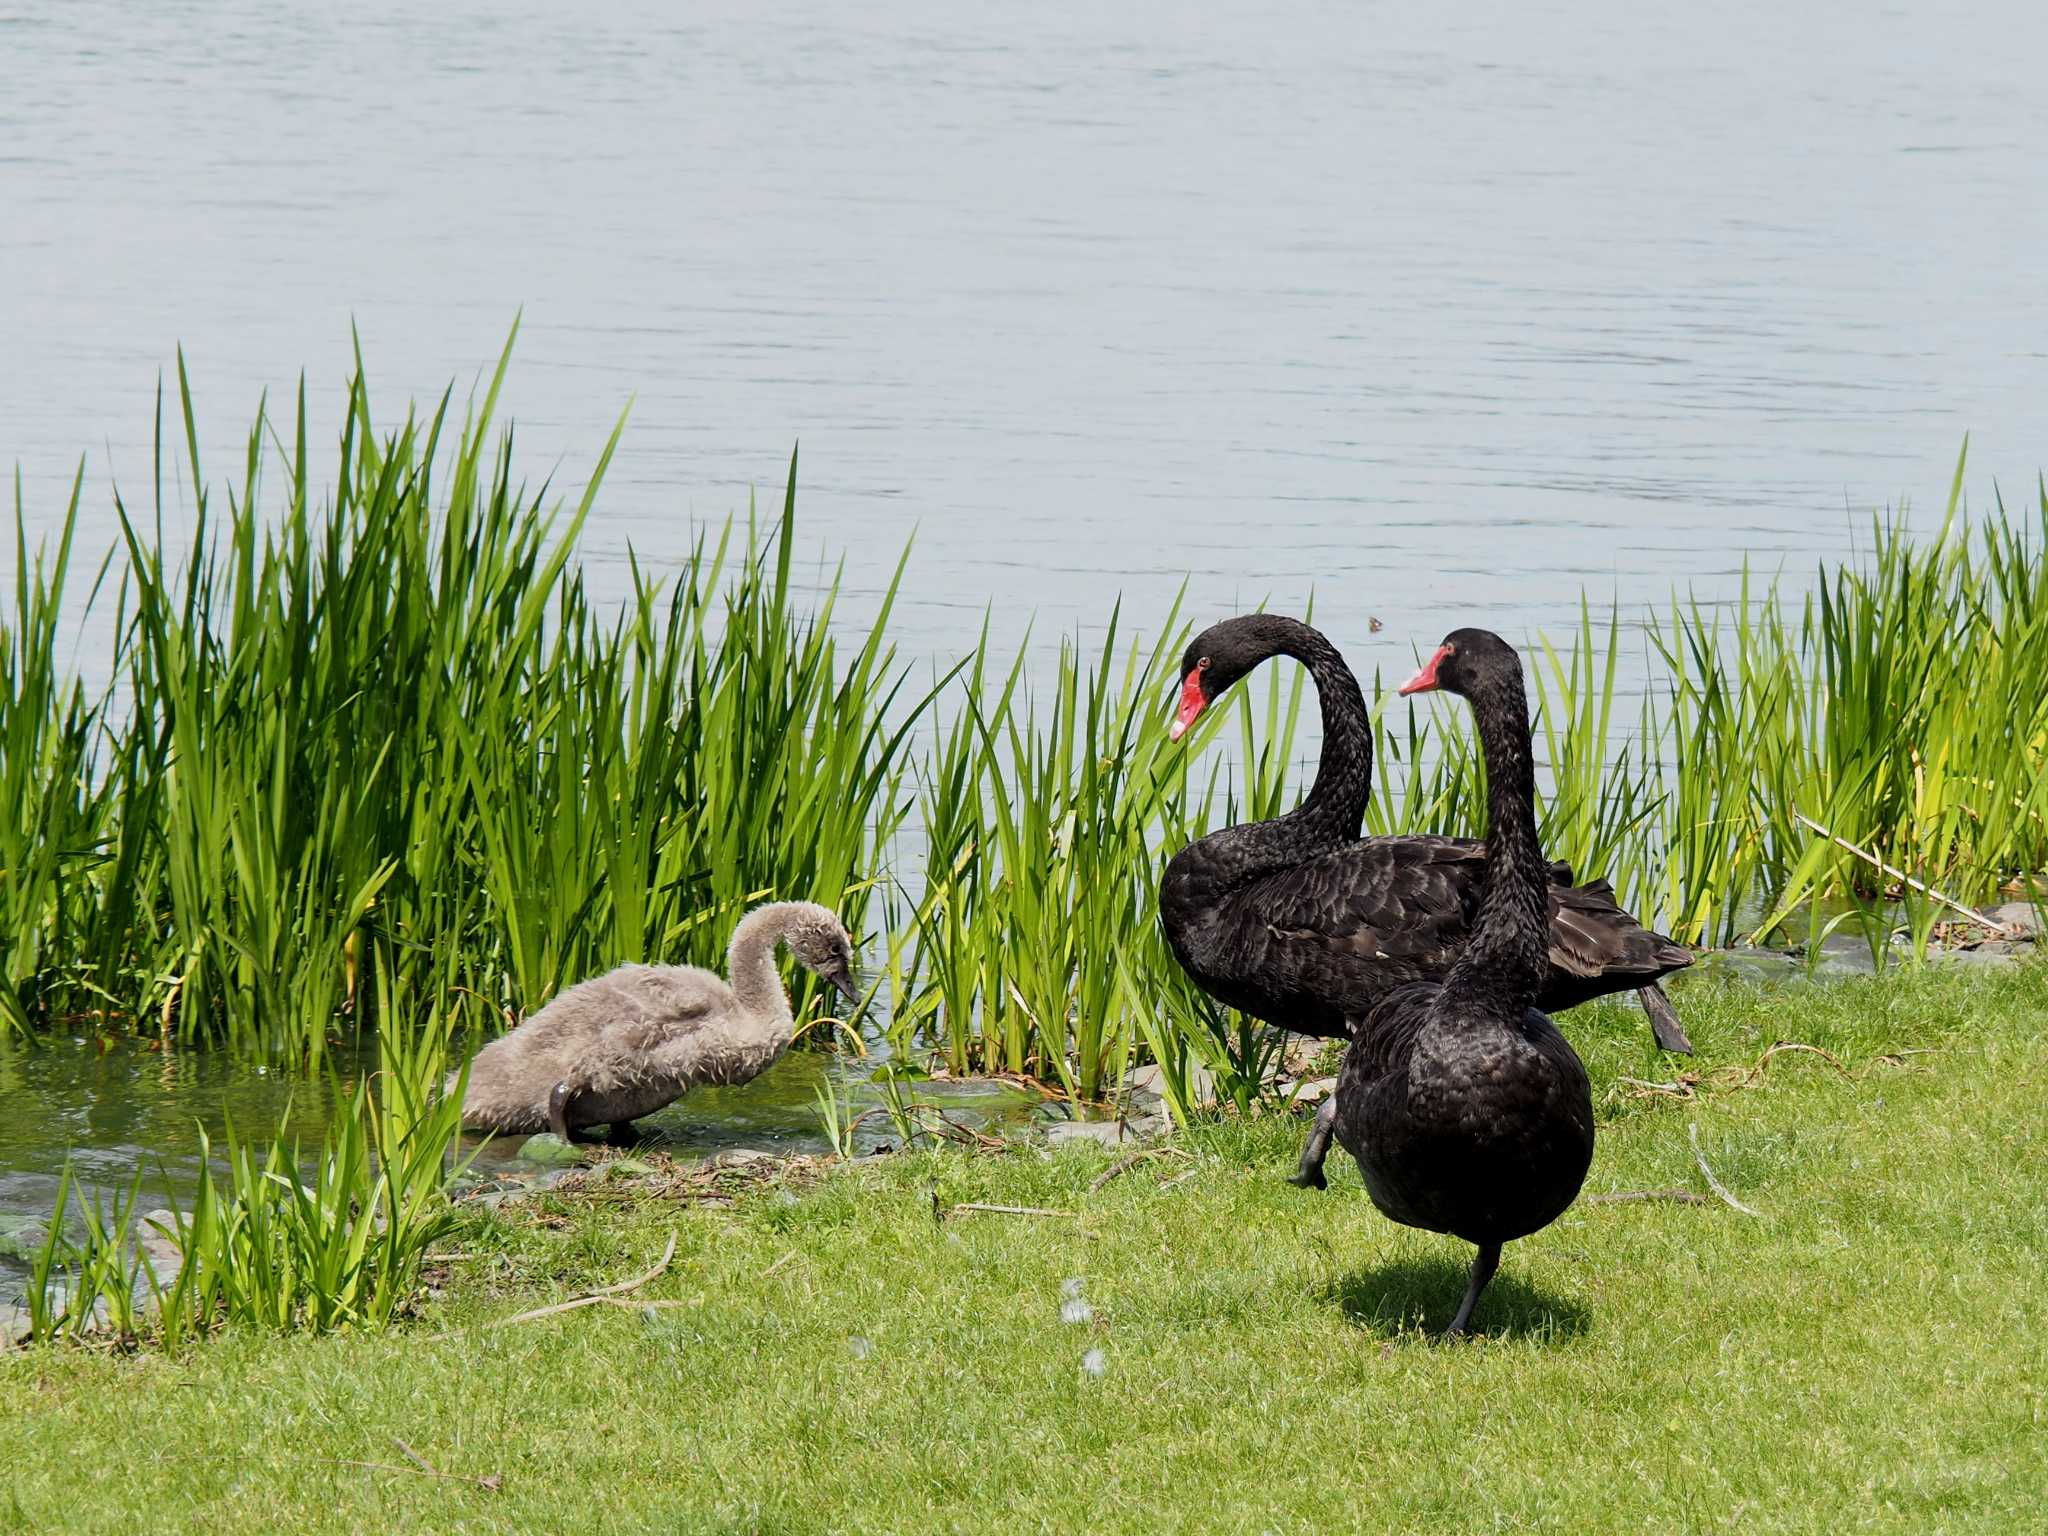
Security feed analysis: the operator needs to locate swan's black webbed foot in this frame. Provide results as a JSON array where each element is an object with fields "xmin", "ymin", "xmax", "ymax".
[
  {"xmin": 1638, "ymin": 984, "xmax": 1694, "ymax": 1055},
  {"xmin": 1288, "ymin": 1094, "xmax": 1337, "ymax": 1189},
  {"xmin": 1441, "ymin": 1241, "xmax": 1502, "ymax": 1339},
  {"xmin": 546, "ymin": 1081, "xmax": 575, "ymax": 1143}
]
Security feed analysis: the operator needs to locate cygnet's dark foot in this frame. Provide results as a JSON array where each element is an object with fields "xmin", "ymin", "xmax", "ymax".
[
  {"xmin": 1286, "ymin": 1165, "xmax": 1328, "ymax": 1191},
  {"xmin": 547, "ymin": 1081, "xmax": 576, "ymax": 1143}
]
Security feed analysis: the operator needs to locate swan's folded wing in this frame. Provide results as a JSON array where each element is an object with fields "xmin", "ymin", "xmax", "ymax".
[
  {"xmin": 518, "ymin": 967, "xmax": 719, "ymax": 1057},
  {"xmin": 1223, "ymin": 835, "xmax": 1656, "ymax": 983},
  {"xmin": 598, "ymin": 979, "xmax": 720, "ymax": 1056},
  {"xmin": 1344, "ymin": 982, "xmax": 1439, "ymax": 1086},
  {"xmin": 1546, "ymin": 876, "xmax": 1693, "ymax": 978},
  {"xmin": 1233, "ymin": 835, "xmax": 1486, "ymax": 972}
]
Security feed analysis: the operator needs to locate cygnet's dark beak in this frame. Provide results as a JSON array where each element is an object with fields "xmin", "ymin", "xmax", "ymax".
[{"xmin": 827, "ymin": 967, "xmax": 862, "ymax": 1007}]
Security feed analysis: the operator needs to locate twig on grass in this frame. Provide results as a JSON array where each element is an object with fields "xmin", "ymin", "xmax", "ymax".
[
  {"xmin": 1874, "ymin": 1047, "xmax": 1942, "ymax": 1068},
  {"xmin": 1744, "ymin": 1041, "xmax": 1851, "ymax": 1084},
  {"xmin": 1088, "ymin": 1151, "xmax": 1152, "ymax": 1192},
  {"xmin": 1584, "ymin": 1189, "xmax": 1713, "ymax": 1207},
  {"xmin": 334, "ymin": 1454, "xmax": 504, "ymax": 1493},
  {"xmin": 393, "ymin": 1438, "xmax": 448, "ymax": 1478},
  {"xmin": 432, "ymin": 1230, "xmax": 678, "ymax": 1337},
  {"xmin": 1615, "ymin": 1076, "xmax": 1697, "ymax": 1099},
  {"xmin": 1689, "ymin": 1123, "xmax": 1760, "ymax": 1217},
  {"xmin": 944, "ymin": 1202, "xmax": 1074, "ymax": 1220}
]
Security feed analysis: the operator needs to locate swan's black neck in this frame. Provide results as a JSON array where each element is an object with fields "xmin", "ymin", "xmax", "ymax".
[
  {"xmin": 1440, "ymin": 664, "xmax": 1551, "ymax": 1017},
  {"xmin": 1181, "ymin": 619, "xmax": 1371, "ymax": 891}
]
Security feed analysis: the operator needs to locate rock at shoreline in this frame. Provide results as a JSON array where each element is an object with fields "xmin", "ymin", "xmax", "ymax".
[
  {"xmin": 1811, "ymin": 933, "xmax": 1882, "ymax": 976},
  {"xmin": 1980, "ymin": 901, "xmax": 2041, "ymax": 938},
  {"xmin": 1, "ymin": 1303, "xmax": 32, "ymax": 1347},
  {"xmin": 1279, "ymin": 1075, "xmax": 1338, "ymax": 1107},
  {"xmin": 1124, "ymin": 1060, "xmax": 1214, "ymax": 1109},
  {"xmin": 1931, "ymin": 939, "xmax": 2033, "ymax": 967},
  {"xmin": 515, "ymin": 1133, "xmax": 587, "ymax": 1166},
  {"xmin": 1045, "ymin": 1118, "xmax": 1128, "ymax": 1149},
  {"xmin": 0, "ymin": 1212, "xmax": 50, "ymax": 1263}
]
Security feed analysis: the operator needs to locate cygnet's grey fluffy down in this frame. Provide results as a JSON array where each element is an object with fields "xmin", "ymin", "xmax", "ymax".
[{"xmin": 456, "ymin": 900, "xmax": 860, "ymax": 1141}]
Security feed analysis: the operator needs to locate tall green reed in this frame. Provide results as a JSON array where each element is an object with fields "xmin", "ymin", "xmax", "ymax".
[
  {"xmin": 1359, "ymin": 448, "xmax": 2047, "ymax": 955},
  {"xmin": 1670, "ymin": 450, "xmax": 2048, "ymax": 945},
  {"xmin": 22, "ymin": 955, "xmax": 471, "ymax": 1345},
  {"xmin": 4, "ymin": 340, "xmax": 2043, "ymax": 1098},
  {"xmin": 887, "ymin": 607, "xmax": 1202, "ymax": 1100},
  {"xmin": 4, "ymin": 335, "xmax": 924, "ymax": 1061},
  {"xmin": 0, "ymin": 469, "xmax": 115, "ymax": 1040}
]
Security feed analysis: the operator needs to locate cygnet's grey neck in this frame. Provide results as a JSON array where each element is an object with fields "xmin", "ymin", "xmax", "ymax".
[{"xmin": 726, "ymin": 901, "xmax": 812, "ymax": 1041}]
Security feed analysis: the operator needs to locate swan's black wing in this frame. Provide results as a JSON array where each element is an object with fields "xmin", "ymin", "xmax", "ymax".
[
  {"xmin": 1338, "ymin": 980, "xmax": 1440, "ymax": 1092},
  {"xmin": 1174, "ymin": 835, "xmax": 1688, "ymax": 1035},
  {"xmin": 1167, "ymin": 836, "xmax": 1485, "ymax": 1034},
  {"xmin": 1237, "ymin": 834, "xmax": 1490, "ymax": 963},
  {"xmin": 1542, "ymin": 876, "xmax": 1694, "ymax": 1008}
]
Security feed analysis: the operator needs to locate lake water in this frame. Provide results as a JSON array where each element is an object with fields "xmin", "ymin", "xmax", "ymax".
[
  {"xmin": 0, "ymin": 1033, "xmax": 1036, "ymax": 1299},
  {"xmin": 4, "ymin": 1, "xmax": 2047, "ymax": 1284},
  {"xmin": 4, "ymin": 0, "xmax": 2045, "ymax": 695}
]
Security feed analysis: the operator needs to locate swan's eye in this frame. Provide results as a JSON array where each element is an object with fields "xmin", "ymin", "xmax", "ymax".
[{"xmin": 1197, "ymin": 656, "xmax": 1210, "ymax": 671}]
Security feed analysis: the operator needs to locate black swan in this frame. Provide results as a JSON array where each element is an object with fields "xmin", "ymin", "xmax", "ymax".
[
  {"xmin": 1156, "ymin": 614, "xmax": 1688, "ymax": 1186},
  {"xmin": 1333, "ymin": 628, "xmax": 1594, "ymax": 1337}
]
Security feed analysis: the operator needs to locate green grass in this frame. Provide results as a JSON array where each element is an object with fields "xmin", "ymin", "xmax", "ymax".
[{"xmin": 6, "ymin": 961, "xmax": 2043, "ymax": 1534}]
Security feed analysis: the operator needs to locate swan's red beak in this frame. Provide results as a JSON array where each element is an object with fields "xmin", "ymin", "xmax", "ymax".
[
  {"xmin": 1398, "ymin": 644, "xmax": 1450, "ymax": 696},
  {"xmin": 1168, "ymin": 669, "xmax": 1207, "ymax": 742}
]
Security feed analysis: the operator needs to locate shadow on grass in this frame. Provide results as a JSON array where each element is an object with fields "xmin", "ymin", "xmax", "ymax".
[{"xmin": 1318, "ymin": 1255, "xmax": 1591, "ymax": 1341}]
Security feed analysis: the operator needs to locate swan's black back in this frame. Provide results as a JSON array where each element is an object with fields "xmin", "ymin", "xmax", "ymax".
[{"xmin": 1161, "ymin": 831, "xmax": 1690, "ymax": 1039}]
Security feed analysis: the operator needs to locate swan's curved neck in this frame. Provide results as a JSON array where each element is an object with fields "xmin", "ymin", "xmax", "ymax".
[
  {"xmin": 1289, "ymin": 622, "xmax": 1374, "ymax": 842},
  {"xmin": 727, "ymin": 904, "xmax": 800, "ymax": 1041},
  {"xmin": 1191, "ymin": 620, "xmax": 1372, "ymax": 881},
  {"xmin": 1440, "ymin": 670, "xmax": 1551, "ymax": 1015}
]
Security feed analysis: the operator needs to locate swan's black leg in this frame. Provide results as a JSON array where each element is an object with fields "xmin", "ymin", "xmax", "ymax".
[
  {"xmin": 1288, "ymin": 1095, "xmax": 1337, "ymax": 1189},
  {"xmin": 547, "ymin": 1081, "xmax": 575, "ymax": 1142},
  {"xmin": 1442, "ymin": 1241, "xmax": 1502, "ymax": 1338},
  {"xmin": 1638, "ymin": 984, "xmax": 1693, "ymax": 1055}
]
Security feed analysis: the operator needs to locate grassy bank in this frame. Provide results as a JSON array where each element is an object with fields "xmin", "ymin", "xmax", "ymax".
[
  {"xmin": 4, "ymin": 961, "xmax": 2043, "ymax": 1533},
  {"xmin": 3, "ymin": 341, "xmax": 2046, "ymax": 1087}
]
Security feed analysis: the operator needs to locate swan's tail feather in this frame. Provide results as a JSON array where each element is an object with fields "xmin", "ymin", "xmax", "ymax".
[{"xmin": 1637, "ymin": 983, "xmax": 1693, "ymax": 1055}]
